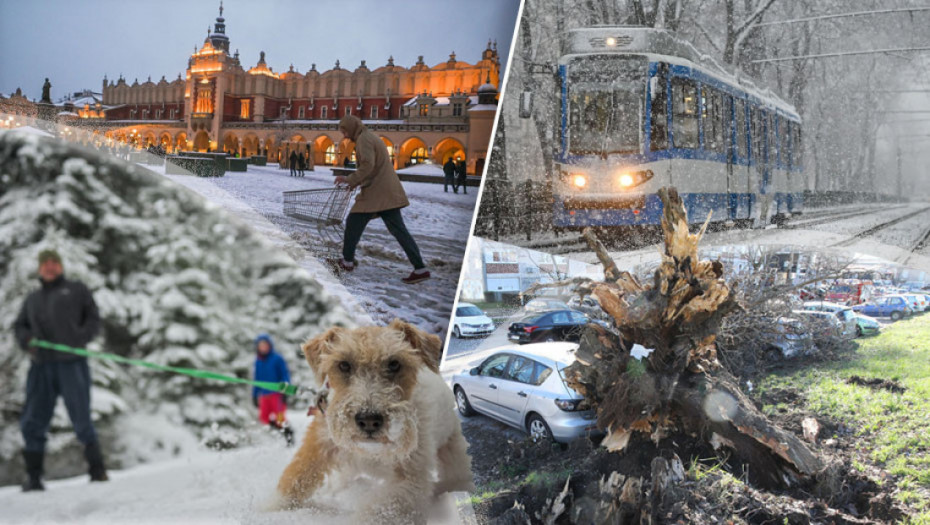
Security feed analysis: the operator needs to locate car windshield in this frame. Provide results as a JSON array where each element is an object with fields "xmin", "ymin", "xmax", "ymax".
[
  {"xmin": 457, "ymin": 306, "xmax": 484, "ymax": 317},
  {"xmin": 567, "ymin": 55, "xmax": 646, "ymax": 156}
]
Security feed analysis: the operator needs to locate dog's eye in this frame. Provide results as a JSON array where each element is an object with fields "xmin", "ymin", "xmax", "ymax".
[
  {"xmin": 387, "ymin": 359, "xmax": 401, "ymax": 373},
  {"xmin": 338, "ymin": 361, "xmax": 352, "ymax": 374}
]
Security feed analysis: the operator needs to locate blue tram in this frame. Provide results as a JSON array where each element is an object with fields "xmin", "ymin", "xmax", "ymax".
[{"xmin": 539, "ymin": 27, "xmax": 803, "ymax": 228}]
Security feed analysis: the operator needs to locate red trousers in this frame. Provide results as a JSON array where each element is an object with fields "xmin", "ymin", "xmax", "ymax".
[{"xmin": 258, "ymin": 393, "xmax": 287, "ymax": 425}]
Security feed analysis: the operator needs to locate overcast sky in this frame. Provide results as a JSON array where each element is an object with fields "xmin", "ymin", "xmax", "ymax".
[{"xmin": 0, "ymin": 0, "xmax": 521, "ymax": 101}]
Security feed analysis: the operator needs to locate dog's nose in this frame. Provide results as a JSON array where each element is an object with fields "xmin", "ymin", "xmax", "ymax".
[{"xmin": 354, "ymin": 412, "xmax": 384, "ymax": 434}]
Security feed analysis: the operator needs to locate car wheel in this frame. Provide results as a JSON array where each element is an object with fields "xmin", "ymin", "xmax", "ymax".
[
  {"xmin": 453, "ymin": 326, "xmax": 461, "ymax": 339},
  {"xmin": 891, "ymin": 311, "xmax": 902, "ymax": 321},
  {"xmin": 855, "ymin": 325, "xmax": 863, "ymax": 337},
  {"xmin": 454, "ymin": 387, "xmax": 475, "ymax": 417},
  {"xmin": 526, "ymin": 414, "xmax": 554, "ymax": 444}
]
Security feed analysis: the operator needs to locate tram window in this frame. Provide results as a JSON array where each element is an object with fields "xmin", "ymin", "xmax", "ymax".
[
  {"xmin": 735, "ymin": 99, "xmax": 748, "ymax": 159},
  {"xmin": 767, "ymin": 113, "xmax": 776, "ymax": 166},
  {"xmin": 567, "ymin": 56, "xmax": 647, "ymax": 156},
  {"xmin": 793, "ymin": 126, "xmax": 802, "ymax": 167},
  {"xmin": 779, "ymin": 117, "xmax": 789, "ymax": 168},
  {"xmin": 650, "ymin": 65, "xmax": 668, "ymax": 152},
  {"xmin": 671, "ymin": 77, "xmax": 699, "ymax": 149},
  {"xmin": 751, "ymin": 107, "xmax": 763, "ymax": 164},
  {"xmin": 785, "ymin": 121, "xmax": 793, "ymax": 168},
  {"xmin": 701, "ymin": 86, "xmax": 725, "ymax": 154}
]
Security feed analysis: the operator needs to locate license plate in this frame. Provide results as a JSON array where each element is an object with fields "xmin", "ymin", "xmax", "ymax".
[{"xmin": 508, "ymin": 334, "xmax": 519, "ymax": 340}]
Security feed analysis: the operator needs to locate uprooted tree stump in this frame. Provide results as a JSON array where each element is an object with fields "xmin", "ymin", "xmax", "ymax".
[{"xmin": 563, "ymin": 187, "xmax": 823, "ymax": 490}]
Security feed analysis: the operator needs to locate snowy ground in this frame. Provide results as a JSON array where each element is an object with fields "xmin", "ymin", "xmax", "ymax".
[
  {"xmin": 551, "ymin": 203, "xmax": 930, "ymax": 273},
  {"xmin": 0, "ymin": 412, "xmax": 475, "ymax": 525},
  {"xmin": 150, "ymin": 163, "xmax": 477, "ymax": 335}
]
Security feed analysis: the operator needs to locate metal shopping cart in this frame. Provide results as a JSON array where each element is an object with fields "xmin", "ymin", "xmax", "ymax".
[{"xmin": 282, "ymin": 185, "xmax": 357, "ymax": 258}]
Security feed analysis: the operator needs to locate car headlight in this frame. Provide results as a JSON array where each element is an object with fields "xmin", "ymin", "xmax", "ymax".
[
  {"xmin": 572, "ymin": 174, "xmax": 587, "ymax": 188},
  {"xmin": 619, "ymin": 173, "xmax": 634, "ymax": 187}
]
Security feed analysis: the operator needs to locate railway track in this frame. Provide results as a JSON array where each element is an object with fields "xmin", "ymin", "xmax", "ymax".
[{"xmin": 831, "ymin": 206, "xmax": 930, "ymax": 249}]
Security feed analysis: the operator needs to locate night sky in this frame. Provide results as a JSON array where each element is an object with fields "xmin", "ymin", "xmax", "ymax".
[{"xmin": 0, "ymin": 0, "xmax": 522, "ymax": 101}]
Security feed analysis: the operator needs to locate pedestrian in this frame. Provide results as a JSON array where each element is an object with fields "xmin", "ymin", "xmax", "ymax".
[
  {"xmin": 443, "ymin": 157, "xmax": 456, "ymax": 193},
  {"xmin": 289, "ymin": 150, "xmax": 298, "ymax": 176},
  {"xmin": 13, "ymin": 249, "xmax": 107, "ymax": 492},
  {"xmin": 252, "ymin": 334, "xmax": 294, "ymax": 446},
  {"xmin": 297, "ymin": 152, "xmax": 306, "ymax": 177},
  {"xmin": 332, "ymin": 114, "xmax": 430, "ymax": 284},
  {"xmin": 456, "ymin": 157, "xmax": 468, "ymax": 195},
  {"xmin": 343, "ymin": 156, "xmax": 351, "ymax": 168}
]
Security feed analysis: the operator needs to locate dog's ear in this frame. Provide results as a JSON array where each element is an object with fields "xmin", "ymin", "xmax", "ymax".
[
  {"xmin": 389, "ymin": 319, "xmax": 442, "ymax": 373},
  {"xmin": 302, "ymin": 327, "xmax": 345, "ymax": 376}
]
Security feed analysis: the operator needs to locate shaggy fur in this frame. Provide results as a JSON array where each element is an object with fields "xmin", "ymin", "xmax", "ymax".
[{"xmin": 274, "ymin": 319, "xmax": 474, "ymax": 523}]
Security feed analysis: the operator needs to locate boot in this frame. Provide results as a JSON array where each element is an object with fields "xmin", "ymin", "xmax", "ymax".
[
  {"xmin": 84, "ymin": 442, "xmax": 108, "ymax": 482},
  {"xmin": 21, "ymin": 450, "xmax": 44, "ymax": 492}
]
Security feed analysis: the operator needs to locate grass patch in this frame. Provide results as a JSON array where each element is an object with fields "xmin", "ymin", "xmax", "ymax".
[
  {"xmin": 471, "ymin": 466, "xmax": 575, "ymax": 506},
  {"xmin": 757, "ymin": 313, "xmax": 930, "ymax": 519}
]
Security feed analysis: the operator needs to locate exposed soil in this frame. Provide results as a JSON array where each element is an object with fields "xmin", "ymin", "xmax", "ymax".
[
  {"xmin": 846, "ymin": 375, "xmax": 907, "ymax": 394},
  {"xmin": 464, "ymin": 354, "xmax": 914, "ymax": 524}
]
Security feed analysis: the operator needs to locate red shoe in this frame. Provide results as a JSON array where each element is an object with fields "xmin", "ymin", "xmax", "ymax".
[{"xmin": 402, "ymin": 269, "xmax": 430, "ymax": 284}]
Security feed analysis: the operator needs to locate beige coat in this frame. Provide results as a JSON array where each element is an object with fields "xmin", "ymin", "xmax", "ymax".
[{"xmin": 340, "ymin": 115, "xmax": 410, "ymax": 213}]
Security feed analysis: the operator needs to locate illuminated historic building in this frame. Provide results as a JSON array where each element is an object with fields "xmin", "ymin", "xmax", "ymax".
[{"xmin": 95, "ymin": 4, "xmax": 501, "ymax": 174}]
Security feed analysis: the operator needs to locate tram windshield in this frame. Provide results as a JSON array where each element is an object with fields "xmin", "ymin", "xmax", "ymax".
[{"xmin": 567, "ymin": 56, "xmax": 646, "ymax": 156}]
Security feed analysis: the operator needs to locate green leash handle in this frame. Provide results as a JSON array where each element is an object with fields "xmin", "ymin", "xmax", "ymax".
[{"xmin": 29, "ymin": 338, "xmax": 300, "ymax": 396}]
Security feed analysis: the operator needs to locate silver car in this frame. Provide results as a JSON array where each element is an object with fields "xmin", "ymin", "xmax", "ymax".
[{"xmin": 451, "ymin": 342, "xmax": 601, "ymax": 443}]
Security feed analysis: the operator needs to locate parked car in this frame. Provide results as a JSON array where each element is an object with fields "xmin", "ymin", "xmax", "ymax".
[
  {"xmin": 852, "ymin": 313, "xmax": 881, "ymax": 337},
  {"xmin": 903, "ymin": 294, "xmax": 927, "ymax": 313},
  {"xmin": 451, "ymin": 303, "xmax": 495, "ymax": 339},
  {"xmin": 917, "ymin": 293, "xmax": 930, "ymax": 312},
  {"xmin": 451, "ymin": 342, "xmax": 601, "ymax": 443},
  {"xmin": 524, "ymin": 298, "xmax": 571, "ymax": 313},
  {"xmin": 793, "ymin": 310, "xmax": 848, "ymax": 347},
  {"xmin": 764, "ymin": 316, "xmax": 814, "ymax": 357},
  {"xmin": 853, "ymin": 295, "xmax": 911, "ymax": 321},
  {"xmin": 567, "ymin": 296, "xmax": 603, "ymax": 318},
  {"xmin": 801, "ymin": 301, "xmax": 858, "ymax": 337},
  {"xmin": 508, "ymin": 310, "xmax": 591, "ymax": 344}
]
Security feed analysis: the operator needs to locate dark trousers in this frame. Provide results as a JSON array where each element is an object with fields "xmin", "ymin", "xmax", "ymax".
[
  {"xmin": 21, "ymin": 360, "xmax": 98, "ymax": 453},
  {"xmin": 343, "ymin": 208, "xmax": 425, "ymax": 270},
  {"xmin": 289, "ymin": 162, "xmax": 297, "ymax": 176},
  {"xmin": 444, "ymin": 175, "xmax": 456, "ymax": 192},
  {"xmin": 457, "ymin": 176, "xmax": 467, "ymax": 194}
]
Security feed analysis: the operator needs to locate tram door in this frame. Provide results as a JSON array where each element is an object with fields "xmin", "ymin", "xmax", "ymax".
[{"xmin": 727, "ymin": 96, "xmax": 750, "ymax": 221}]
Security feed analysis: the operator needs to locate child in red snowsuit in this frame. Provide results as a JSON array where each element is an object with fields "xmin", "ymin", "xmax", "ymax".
[{"xmin": 252, "ymin": 334, "xmax": 293, "ymax": 445}]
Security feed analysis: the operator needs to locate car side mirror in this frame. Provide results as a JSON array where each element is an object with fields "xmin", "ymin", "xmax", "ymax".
[
  {"xmin": 519, "ymin": 91, "xmax": 534, "ymax": 118},
  {"xmin": 469, "ymin": 367, "xmax": 479, "ymax": 376}
]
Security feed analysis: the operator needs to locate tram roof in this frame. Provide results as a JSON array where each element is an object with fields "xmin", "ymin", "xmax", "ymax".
[{"xmin": 560, "ymin": 26, "xmax": 800, "ymax": 120}]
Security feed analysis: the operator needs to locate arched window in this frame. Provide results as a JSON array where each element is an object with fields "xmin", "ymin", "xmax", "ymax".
[
  {"xmin": 410, "ymin": 147, "xmax": 428, "ymax": 164},
  {"xmin": 324, "ymin": 144, "xmax": 336, "ymax": 165}
]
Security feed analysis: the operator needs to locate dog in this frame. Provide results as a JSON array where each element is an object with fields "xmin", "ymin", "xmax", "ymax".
[{"xmin": 273, "ymin": 319, "xmax": 475, "ymax": 523}]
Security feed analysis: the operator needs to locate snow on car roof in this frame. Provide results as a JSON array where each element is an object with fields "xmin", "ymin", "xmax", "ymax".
[{"xmin": 506, "ymin": 342, "xmax": 581, "ymax": 367}]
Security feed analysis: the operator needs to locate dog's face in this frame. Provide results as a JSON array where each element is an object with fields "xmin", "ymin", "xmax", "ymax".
[{"xmin": 302, "ymin": 319, "xmax": 442, "ymax": 459}]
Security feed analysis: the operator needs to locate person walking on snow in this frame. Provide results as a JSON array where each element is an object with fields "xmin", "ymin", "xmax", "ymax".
[
  {"xmin": 252, "ymin": 334, "xmax": 294, "ymax": 446},
  {"xmin": 332, "ymin": 114, "xmax": 430, "ymax": 284},
  {"xmin": 288, "ymin": 150, "xmax": 298, "ymax": 177},
  {"xmin": 14, "ymin": 249, "xmax": 107, "ymax": 492},
  {"xmin": 443, "ymin": 157, "xmax": 457, "ymax": 193},
  {"xmin": 456, "ymin": 157, "xmax": 468, "ymax": 195}
]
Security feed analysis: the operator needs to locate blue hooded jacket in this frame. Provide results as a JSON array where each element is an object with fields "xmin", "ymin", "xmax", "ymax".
[{"xmin": 252, "ymin": 333, "xmax": 291, "ymax": 399}]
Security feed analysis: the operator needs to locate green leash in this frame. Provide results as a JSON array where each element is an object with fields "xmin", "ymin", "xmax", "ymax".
[{"xmin": 29, "ymin": 338, "xmax": 301, "ymax": 396}]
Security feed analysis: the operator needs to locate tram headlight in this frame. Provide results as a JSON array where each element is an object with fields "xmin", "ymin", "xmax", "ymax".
[
  {"xmin": 619, "ymin": 173, "xmax": 635, "ymax": 188},
  {"xmin": 605, "ymin": 37, "xmax": 617, "ymax": 47},
  {"xmin": 572, "ymin": 174, "xmax": 587, "ymax": 188}
]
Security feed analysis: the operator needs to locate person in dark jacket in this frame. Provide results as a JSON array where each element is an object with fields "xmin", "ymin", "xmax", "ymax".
[
  {"xmin": 455, "ymin": 157, "xmax": 468, "ymax": 195},
  {"xmin": 443, "ymin": 157, "xmax": 457, "ymax": 193},
  {"xmin": 13, "ymin": 249, "xmax": 106, "ymax": 491},
  {"xmin": 297, "ymin": 152, "xmax": 306, "ymax": 177},
  {"xmin": 252, "ymin": 334, "xmax": 294, "ymax": 445},
  {"xmin": 288, "ymin": 150, "xmax": 298, "ymax": 176}
]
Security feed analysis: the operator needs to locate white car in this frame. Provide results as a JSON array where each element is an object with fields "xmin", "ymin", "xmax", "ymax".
[
  {"xmin": 452, "ymin": 343, "xmax": 601, "ymax": 443},
  {"xmin": 452, "ymin": 303, "xmax": 495, "ymax": 338}
]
